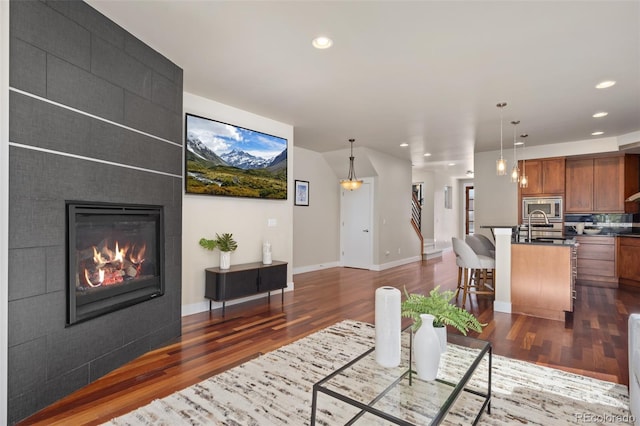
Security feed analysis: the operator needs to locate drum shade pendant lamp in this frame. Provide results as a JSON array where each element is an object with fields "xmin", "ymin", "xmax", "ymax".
[
  {"xmin": 519, "ymin": 134, "xmax": 529, "ymax": 188},
  {"xmin": 340, "ymin": 138, "xmax": 363, "ymax": 190},
  {"xmin": 510, "ymin": 120, "xmax": 520, "ymax": 183},
  {"xmin": 496, "ymin": 102, "xmax": 508, "ymax": 176}
]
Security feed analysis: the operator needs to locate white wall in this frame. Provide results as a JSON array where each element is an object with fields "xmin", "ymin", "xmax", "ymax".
[
  {"xmin": 1, "ymin": 1, "xmax": 9, "ymax": 421},
  {"xmin": 292, "ymin": 147, "xmax": 340, "ymax": 273},
  {"xmin": 432, "ymin": 174, "xmax": 459, "ymax": 246},
  {"xmin": 367, "ymin": 149, "xmax": 420, "ymax": 268},
  {"xmin": 182, "ymin": 92, "xmax": 294, "ymax": 315},
  {"xmin": 473, "ymin": 150, "xmax": 520, "ymax": 240}
]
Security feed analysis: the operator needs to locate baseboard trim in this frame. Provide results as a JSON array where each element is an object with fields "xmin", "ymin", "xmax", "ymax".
[
  {"xmin": 493, "ymin": 300, "xmax": 512, "ymax": 314},
  {"xmin": 370, "ymin": 256, "xmax": 422, "ymax": 271},
  {"xmin": 292, "ymin": 261, "xmax": 340, "ymax": 275}
]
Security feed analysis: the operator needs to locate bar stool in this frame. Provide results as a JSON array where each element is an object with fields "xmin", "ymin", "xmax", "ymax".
[
  {"xmin": 465, "ymin": 234, "xmax": 495, "ymax": 289},
  {"xmin": 474, "ymin": 233, "xmax": 496, "ymax": 257},
  {"xmin": 452, "ymin": 237, "xmax": 495, "ymax": 308}
]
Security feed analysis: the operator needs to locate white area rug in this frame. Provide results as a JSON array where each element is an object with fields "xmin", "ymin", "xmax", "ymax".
[{"xmin": 106, "ymin": 320, "xmax": 632, "ymax": 425}]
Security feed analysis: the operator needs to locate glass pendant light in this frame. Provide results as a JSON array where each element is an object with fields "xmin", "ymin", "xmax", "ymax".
[
  {"xmin": 519, "ymin": 134, "xmax": 529, "ymax": 188},
  {"xmin": 496, "ymin": 102, "xmax": 508, "ymax": 175},
  {"xmin": 510, "ymin": 120, "xmax": 520, "ymax": 183},
  {"xmin": 340, "ymin": 138, "xmax": 363, "ymax": 190}
]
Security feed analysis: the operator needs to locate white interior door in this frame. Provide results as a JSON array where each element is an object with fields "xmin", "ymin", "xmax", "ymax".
[{"xmin": 341, "ymin": 181, "xmax": 373, "ymax": 269}]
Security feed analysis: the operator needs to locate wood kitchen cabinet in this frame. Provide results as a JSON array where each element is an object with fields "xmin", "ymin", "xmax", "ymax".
[
  {"xmin": 511, "ymin": 243, "xmax": 575, "ymax": 321},
  {"xmin": 575, "ymin": 236, "xmax": 617, "ymax": 287},
  {"xmin": 519, "ymin": 157, "xmax": 565, "ymax": 196},
  {"xmin": 565, "ymin": 154, "xmax": 640, "ymax": 214},
  {"xmin": 618, "ymin": 236, "xmax": 640, "ymax": 289}
]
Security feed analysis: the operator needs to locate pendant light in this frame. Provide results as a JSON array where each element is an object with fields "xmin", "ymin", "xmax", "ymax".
[
  {"xmin": 340, "ymin": 138, "xmax": 363, "ymax": 190},
  {"xmin": 510, "ymin": 120, "xmax": 520, "ymax": 183},
  {"xmin": 519, "ymin": 134, "xmax": 529, "ymax": 188},
  {"xmin": 496, "ymin": 102, "xmax": 508, "ymax": 175}
]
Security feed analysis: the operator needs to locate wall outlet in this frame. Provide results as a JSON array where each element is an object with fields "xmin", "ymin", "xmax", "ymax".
[
  {"xmin": 385, "ymin": 250, "xmax": 390, "ymax": 256},
  {"xmin": 397, "ymin": 248, "xmax": 401, "ymax": 254},
  {"xmin": 267, "ymin": 218, "xmax": 277, "ymax": 227}
]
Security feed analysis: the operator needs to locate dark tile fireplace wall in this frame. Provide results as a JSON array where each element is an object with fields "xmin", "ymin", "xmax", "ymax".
[{"xmin": 8, "ymin": 1, "xmax": 183, "ymax": 423}]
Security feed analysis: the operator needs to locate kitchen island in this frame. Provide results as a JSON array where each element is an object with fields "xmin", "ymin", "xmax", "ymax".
[{"xmin": 511, "ymin": 238, "xmax": 577, "ymax": 321}]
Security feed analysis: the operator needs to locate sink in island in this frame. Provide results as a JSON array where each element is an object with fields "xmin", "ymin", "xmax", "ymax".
[{"xmin": 511, "ymin": 238, "xmax": 577, "ymax": 321}]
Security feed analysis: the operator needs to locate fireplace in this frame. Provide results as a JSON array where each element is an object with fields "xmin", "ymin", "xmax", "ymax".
[{"xmin": 66, "ymin": 201, "xmax": 164, "ymax": 325}]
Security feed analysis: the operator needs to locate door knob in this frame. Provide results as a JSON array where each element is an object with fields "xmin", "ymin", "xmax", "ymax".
[{"xmin": 363, "ymin": 229, "xmax": 369, "ymax": 233}]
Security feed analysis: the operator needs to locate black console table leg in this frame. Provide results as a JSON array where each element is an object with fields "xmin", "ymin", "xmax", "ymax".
[{"xmin": 222, "ymin": 301, "xmax": 226, "ymax": 317}]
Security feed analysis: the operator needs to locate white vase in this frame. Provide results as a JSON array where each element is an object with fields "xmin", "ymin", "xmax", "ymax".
[
  {"xmin": 262, "ymin": 241, "xmax": 272, "ymax": 265},
  {"xmin": 220, "ymin": 251, "xmax": 231, "ymax": 270},
  {"xmin": 374, "ymin": 286, "xmax": 401, "ymax": 368},
  {"xmin": 413, "ymin": 313, "xmax": 442, "ymax": 381},
  {"xmin": 434, "ymin": 325, "xmax": 447, "ymax": 353}
]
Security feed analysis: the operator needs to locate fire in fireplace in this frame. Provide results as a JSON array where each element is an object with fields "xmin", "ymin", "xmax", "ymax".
[{"xmin": 66, "ymin": 201, "xmax": 164, "ymax": 325}]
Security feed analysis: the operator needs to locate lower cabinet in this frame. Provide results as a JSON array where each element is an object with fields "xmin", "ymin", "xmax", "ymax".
[
  {"xmin": 511, "ymin": 243, "xmax": 574, "ymax": 321},
  {"xmin": 618, "ymin": 237, "xmax": 640, "ymax": 289},
  {"xmin": 575, "ymin": 236, "xmax": 617, "ymax": 287},
  {"xmin": 205, "ymin": 260, "xmax": 287, "ymax": 315}
]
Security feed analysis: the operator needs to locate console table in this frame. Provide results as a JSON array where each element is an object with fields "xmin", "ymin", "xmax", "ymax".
[{"xmin": 205, "ymin": 260, "xmax": 287, "ymax": 316}]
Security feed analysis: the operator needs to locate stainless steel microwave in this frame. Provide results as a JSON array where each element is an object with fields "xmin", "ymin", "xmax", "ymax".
[{"xmin": 522, "ymin": 196, "xmax": 563, "ymax": 222}]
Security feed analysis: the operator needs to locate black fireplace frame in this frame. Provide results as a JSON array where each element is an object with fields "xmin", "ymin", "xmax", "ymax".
[{"xmin": 66, "ymin": 201, "xmax": 165, "ymax": 326}]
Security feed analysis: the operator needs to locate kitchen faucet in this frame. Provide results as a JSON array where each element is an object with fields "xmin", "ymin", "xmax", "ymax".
[{"xmin": 528, "ymin": 209, "xmax": 549, "ymax": 242}]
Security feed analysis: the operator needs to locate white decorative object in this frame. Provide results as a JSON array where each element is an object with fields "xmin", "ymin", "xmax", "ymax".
[
  {"xmin": 220, "ymin": 251, "xmax": 231, "ymax": 270},
  {"xmin": 262, "ymin": 241, "xmax": 272, "ymax": 265},
  {"xmin": 413, "ymin": 313, "xmax": 441, "ymax": 380},
  {"xmin": 374, "ymin": 286, "xmax": 401, "ymax": 368},
  {"xmin": 434, "ymin": 325, "xmax": 447, "ymax": 353}
]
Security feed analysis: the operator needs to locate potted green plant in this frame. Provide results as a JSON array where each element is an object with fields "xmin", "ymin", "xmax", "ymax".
[
  {"xmin": 199, "ymin": 233, "xmax": 238, "ymax": 270},
  {"xmin": 401, "ymin": 286, "xmax": 484, "ymax": 352}
]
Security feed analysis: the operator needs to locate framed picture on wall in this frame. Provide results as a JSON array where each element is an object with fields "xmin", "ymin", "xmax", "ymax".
[{"xmin": 295, "ymin": 180, "xmax": 309, "ymax": 206}]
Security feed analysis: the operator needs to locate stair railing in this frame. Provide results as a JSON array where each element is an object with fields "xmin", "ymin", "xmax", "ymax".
[{"xmin": 411, "ymin": 193, "xmax": 424, "ymax": 257}]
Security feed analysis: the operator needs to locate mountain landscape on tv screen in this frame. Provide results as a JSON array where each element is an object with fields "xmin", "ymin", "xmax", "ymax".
[{"xmin": 185, "ymin": 116, "xmax": 287, "ymax": 199}]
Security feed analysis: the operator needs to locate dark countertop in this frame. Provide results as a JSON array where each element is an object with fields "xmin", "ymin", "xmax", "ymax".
[{"xmin": 512, "ymin": 237, "xmax": 578, "ymax": 246}]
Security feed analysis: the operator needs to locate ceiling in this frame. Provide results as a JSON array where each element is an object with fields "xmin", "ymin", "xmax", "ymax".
[{"xmin": 86, "ymin": 0, "xmax": 640, "ymax": 178}]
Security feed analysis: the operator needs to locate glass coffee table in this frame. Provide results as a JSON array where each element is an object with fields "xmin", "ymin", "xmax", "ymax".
[{"xmin": 310, "ymin": 328, "xmax": 492, "ymax": 425}]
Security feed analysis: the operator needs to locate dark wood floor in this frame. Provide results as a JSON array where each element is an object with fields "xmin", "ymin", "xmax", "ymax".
[{"xmin": 20, "ymin": 251, "xmax": 640, "ymax": 425}]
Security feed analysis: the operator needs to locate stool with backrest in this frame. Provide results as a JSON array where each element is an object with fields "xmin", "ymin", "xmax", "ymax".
[
  {"xmin": 452, "ymin": 237, "xmax": 495, "ymax": 308},
  {"xmin": 474, "ymin": 233, "xmax": 496, "ymax": 257},
  {"xmin": 465, "ymin": 234, "xmax": 496, "ymax": 289}
]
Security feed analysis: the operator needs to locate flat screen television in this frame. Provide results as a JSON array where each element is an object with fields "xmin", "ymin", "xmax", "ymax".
[{"xmin": 185, "ymin": 113, "xmax": 288, "ymax": 199}]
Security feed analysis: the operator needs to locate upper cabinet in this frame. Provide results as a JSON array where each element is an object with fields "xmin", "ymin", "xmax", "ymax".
[
  {"xmin": 519, "ymin": 157, "xmax": 565, "ymax": 196},
  {"xmin": 565, "ymin": 154, "xmax": 640, "ymax": 214}
]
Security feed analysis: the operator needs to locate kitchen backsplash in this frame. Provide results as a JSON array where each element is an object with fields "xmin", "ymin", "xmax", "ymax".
[{"xmin": 564, "ymin": 213, "xmax": 640, "ymax": 235}]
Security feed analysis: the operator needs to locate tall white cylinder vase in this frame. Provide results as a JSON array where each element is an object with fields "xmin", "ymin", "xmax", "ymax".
[
  {"xmin": 375, "ymin": 286, "xmax": 401, "ymax": 368},
  {"xmin": 414, "ymin": 314, "xmax": 442, "ymax": 380},
  {"xmin": 220, "ymin": 251, "xmax": 231, "ymax": 270}
]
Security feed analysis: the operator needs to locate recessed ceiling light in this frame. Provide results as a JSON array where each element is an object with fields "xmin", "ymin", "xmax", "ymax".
[
  {"xmin": 400, "ymin": 143, "xmax": 409, "ymax": 147},
  {"xmin": 592, "ymin": 131, "xmax": 604, "ymax": 136},
  {"xmin": 592, "ymin": 112, "xmax": 608, "ymax": 118},
  {"xmin": 595, "ymin": 80, "xmax": 616, "ymax": 89},
  {"xmin": 423, "ymin": 153, "xmax": 432, "ymax": 157},
  {"xmin": 514, "ymin": 142, "xmax": 524, "ymax": 146},
  {"xmin": 312, "ymin": 36, "xmax": 333, "ymax": 49},
  {"xmin": 448, "ymin": 163, "xmax": 455, "ymax": 166}
]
